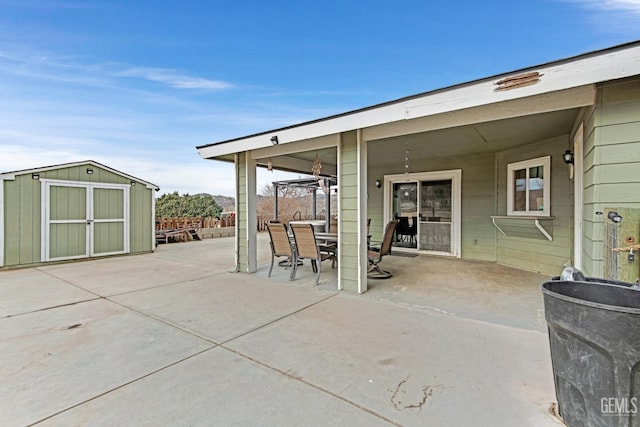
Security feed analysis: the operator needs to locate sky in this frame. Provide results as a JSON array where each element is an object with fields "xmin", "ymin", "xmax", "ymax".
[{"xmin": 1, "ymin": 1, "xmax": 639, "ymax": 196}]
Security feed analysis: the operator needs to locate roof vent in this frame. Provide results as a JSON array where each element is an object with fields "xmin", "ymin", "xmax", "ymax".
[{"xmin": 494, "ymin": 71, "xmax": 542, "ymax": 91}]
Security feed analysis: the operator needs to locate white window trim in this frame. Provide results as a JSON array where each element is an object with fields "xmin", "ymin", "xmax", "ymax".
[{"xmin": 507, "ymin": 156, "xmax": 551, "ymax": 217}]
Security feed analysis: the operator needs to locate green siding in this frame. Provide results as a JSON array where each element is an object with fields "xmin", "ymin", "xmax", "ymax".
[
  {"xmin": 582, "ymin": 77, "xmax": 640, "ymax": 277},
  {"xmin": 4, "ymin": 174, "xmax": 41, "ymax": 266},
  {"xmin": 94, "ymin": 188, "xmax": 124, "ymax": 220},
  {"xmin": 130, "ymin": 183, "xmax": 153, "ymax": 253},
  {"xmin": 496, "ymin": 135, "xmax": 573, "ymax": 275},
  {"xmin": 2, "ymin": 162, "xmax": 154, "ymax": 268},
  {"xmin": 339, "ymin": 131, "xmax": 360, "ymax": 292},
  {"xmin": 94, "ymin": 222, "xmax": 125, "ymax": 254},
  {"xmin": 51, "ymin": 186, "xmax": 86, "ymax": 220},
  {"xmin": 50, "ymin": 223, "xmax": 86, "ymax": 259},
  {"xmin": 367, "ymin": 151, "xmax": 496, "ymax": 262}
]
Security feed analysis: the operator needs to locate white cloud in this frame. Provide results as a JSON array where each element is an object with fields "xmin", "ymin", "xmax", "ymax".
[
  {"xmin": 118, "ymin": 67, "xmax": 234, "ymax": 90},
  {"xmin": 574, "ymin": 0, "xmax": 640, "ymax": 13}
]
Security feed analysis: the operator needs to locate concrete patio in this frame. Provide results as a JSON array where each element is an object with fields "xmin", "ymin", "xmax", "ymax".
[{"xmin": 0, "ymin": 234, "xmax": 561, "ymax": 426}]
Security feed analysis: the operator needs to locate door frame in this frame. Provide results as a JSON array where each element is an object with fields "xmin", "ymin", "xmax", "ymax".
[
  {"xmin": 573, "ymin": 124, "xmax": 584, "ymax": 270},
  {"xmin": 41, "ymin": 179, "xmax": 130, "ymax": 262},
  {"xmin": 383, "ymin": 169, "xmax": 462, "ymax": 257}
]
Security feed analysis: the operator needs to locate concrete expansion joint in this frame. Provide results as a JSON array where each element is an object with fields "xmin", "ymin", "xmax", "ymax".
[
  {"xmin": 28, "ymin": 346, "xmax": 217, "ymax": 426},
  {"xmin": 1, "ymin": 297, "xmax": 102, "ymax": 319},
  {"xmin": 219, "ymin": 344, "xmax": 402, "ymax": 427}
]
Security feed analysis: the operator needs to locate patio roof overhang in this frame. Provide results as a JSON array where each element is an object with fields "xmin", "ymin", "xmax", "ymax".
[{"xmin": 196, "ymin": 41, "xmax": 640, "ymax": 162}]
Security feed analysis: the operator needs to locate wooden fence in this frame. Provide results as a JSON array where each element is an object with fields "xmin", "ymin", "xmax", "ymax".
[
  {"xmin": 157, "ymin": 214, "xmax": 326, "ymax": 232},
  {"xmin": 156, "ymin": 215, "xmax": 235, "ymax": 231}
]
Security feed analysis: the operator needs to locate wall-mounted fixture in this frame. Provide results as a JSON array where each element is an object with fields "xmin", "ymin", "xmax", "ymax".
[
  {"xmin": 375, "ymin": 179, "xmax": 381, "ymax": 189},
  {"xmin": 607, "ymin": 211, "xmax": 623, "ymax": 223},
  {"xmin": 86, "ymin": 168, "xmax": 93, "ymax": 174},
  {"xmin": 270, "ymin": 135, "xmax": 279, "ymax": 145},
  {"xmin": 130, "ymin": 181, "xmax": 136, "ymax": 186},
  {"xmin": 563, "ymin": 150, "xmax": 574, "ymax": 164},
  {"xmin": 32, "ymin": 173, "xmax": 39, "ymax": 180},
  {"xmin": 563, "ymin": 149, "xmax": 575, "ymax": 179},
  {"xmin": 267, "ymin": 159, "xmax": 273, "ymax": 172}
]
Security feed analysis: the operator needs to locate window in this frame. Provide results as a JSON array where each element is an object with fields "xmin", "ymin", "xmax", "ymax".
[{"xmin": 507, "ymin": 156, "xmax": 550, "ymax": 216}]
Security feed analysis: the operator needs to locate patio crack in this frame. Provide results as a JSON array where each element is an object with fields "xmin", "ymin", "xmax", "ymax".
[{"xmin": 221, "ymin": 344, "xmax": 402, "ymax": 427}]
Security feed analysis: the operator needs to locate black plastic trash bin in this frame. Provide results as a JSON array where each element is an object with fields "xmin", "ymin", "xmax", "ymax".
[{"xmin": 542, "ymin": 280, "xmax": 640, "ymax": 426}]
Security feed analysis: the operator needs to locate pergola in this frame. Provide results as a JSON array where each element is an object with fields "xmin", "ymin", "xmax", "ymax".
[{"xmin": 271, "ymin": 177, "xmax": 338, "ymax": 232}]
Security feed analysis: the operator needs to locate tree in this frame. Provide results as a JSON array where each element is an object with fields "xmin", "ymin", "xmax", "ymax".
[
  {"xmin": 156, "ymin": 192, "xmax": 222, "ymax": 218},
  {"xmin": 257, "ymin": 183, "xmax": 315, "ymax": 221}
]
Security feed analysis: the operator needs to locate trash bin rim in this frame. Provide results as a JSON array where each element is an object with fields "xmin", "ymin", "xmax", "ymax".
[{"xmin": 541, "ymin": 281, "xmax": 640, "ymax": 314}]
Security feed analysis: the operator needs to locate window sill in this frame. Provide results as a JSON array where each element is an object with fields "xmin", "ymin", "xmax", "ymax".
[{"xmin": 490, "ymin": 216, "xmax": 554, "ymax": 241}]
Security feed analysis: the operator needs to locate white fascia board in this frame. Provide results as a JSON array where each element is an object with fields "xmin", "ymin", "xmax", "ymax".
[
  {"xmin": 197, "ymin": 44, "xmax": 640, "ymax": 160},
  {"xmin": 0, "ymin": 179, "xmax": 4, "ymax": 267},
  {"xmin": 0, "ymin": 160, "xmax": 159, "ymax": 190}
]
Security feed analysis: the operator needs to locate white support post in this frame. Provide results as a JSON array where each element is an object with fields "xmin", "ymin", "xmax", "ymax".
[
  {"xmin": 357, "ymin": 129, "xmax": 368, "ymax": 293},
  {"xmin": 245, "ymin": 154, "xmax": 257, "ymax": 273}
]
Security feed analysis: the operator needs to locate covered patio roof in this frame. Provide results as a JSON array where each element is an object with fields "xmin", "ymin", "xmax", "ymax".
[{"xmin": 196, "ymin": 41, "xmax": 640, "ymax": 161}]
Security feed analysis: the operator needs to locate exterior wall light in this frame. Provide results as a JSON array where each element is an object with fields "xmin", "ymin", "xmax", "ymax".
[
  {"xmin": 32, "ymin": 173, "xmax": 39, "ymax": 180},
  {"xmin": 86, "ymin": 168, "xmax": 94, "ymax": 174},
  {"xmin": 375, "ymin": 179, "xmax": 381, "ymax": 189},
  {"xmin": 563, "ymin": 150, "xmax": 574, "ymax": 164},
  {"xmin": 607, "ymin": 211, "xmax": 623, "ymax": 223},
  {"xmin": 270, "ymin": 135, "xmax": 279, "ymax": 145}
]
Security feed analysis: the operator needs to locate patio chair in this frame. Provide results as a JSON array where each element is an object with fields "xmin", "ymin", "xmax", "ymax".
[
  {"xmin": 290, "ymin": 223, "xmax": 333, "ymax": 285},
  {"xmin": 266, "ymin": 222, "xmax": 295, "ymax": 280},
  {"xmin": 368, "ymin": 220, "xmax": 399, "ymax": 279}
]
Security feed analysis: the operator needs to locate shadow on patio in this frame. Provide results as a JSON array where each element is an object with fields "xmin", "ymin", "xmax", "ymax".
[{"xmin": 257, "ymin": 232, "xmax": 550, "ymax": 333}]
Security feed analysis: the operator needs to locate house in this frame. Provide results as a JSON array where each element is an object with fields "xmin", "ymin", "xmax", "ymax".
[
  {"xmin": 197, "ymin": 41, "xmax": 640, "ymax": 293},
  {"xmin": 0, "ymin": 160, "xmax": 159, "ymax": 268}
]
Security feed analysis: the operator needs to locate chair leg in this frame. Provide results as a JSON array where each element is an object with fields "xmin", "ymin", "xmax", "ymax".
[
  {"xmin": 315, "ymin": 258, "xmax": 321, "ymax": 286},
  {"xmin": 367, "ymin": 262, "xmax": 392, "ymax": 279},
  {"xmin": 311, "ymin": 260, "xmax": 317, "ymax": 273},
  {"xmin": 268, "ymin": 253, "xmax": 274, "ymax": 277},
  {"xmin": 290, "ymin": 254, "xmax": 297, "ymax": 281}
]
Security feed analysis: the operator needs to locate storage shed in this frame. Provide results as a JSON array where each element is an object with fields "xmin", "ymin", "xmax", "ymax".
[{"xmin": 0, "ymin": 160, "xmax": 159, "ymax": 268}]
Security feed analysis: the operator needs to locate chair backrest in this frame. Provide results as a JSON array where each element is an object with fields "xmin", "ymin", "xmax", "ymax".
[
  {"xmin": 379, "ymin": 220, "xmax": 399, "ymax": 257},
  {"xmin": 396, "ymin": 216, "xmax": 410, "ymax": 234},
  {"xmin": 290, "ymin": 223, "xmax": 319, "ymax": 260},
  {"xmin": 267, "ymin": 223, "xmax": 292, "ymax": 257}
]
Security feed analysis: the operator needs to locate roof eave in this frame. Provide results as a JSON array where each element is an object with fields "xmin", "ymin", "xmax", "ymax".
[
  {"xmin": 196, "ymin": 40, "xmax": 640, "ymax": 160},
  {"xmin": 0, "ymin": 160, "xmax": 160, "ymax": 191}
]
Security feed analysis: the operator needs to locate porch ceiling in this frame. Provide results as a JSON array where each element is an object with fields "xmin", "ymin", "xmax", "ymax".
[
  {"xmin": 368, "ymin": 108, "xmax": 580, "ymax": 164},
  {"xmin": 260, "ymin": 107, "xmax": 578, "ymax": 175}
]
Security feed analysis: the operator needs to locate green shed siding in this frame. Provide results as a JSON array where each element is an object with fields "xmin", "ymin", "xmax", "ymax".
[
  {"xmin": 2, "ymin": 162, "xmax": 155, "ymax": 268},
  {"xmin": 4, "ymin": 174, "xmax": 41, "ymax": 266},
  {"xmin": 582, "ymin": 78, "xmax": 640, "ymax": 277},
  {"xmin": 130, "ymin": 183, "xmax": 153, "ymax": 254},
  {"xmin": 496, "ymin": 135, "xmax": 573, "ymax": 275},
  {"xmin": 338, "ymin": 131, "xmax": 360, "ymax": 292}
]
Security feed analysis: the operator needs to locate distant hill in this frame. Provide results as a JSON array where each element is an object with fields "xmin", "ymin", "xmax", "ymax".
[
  {"xmin": 212, "ymin": 195, "xmax": 235, "ymax": 212},
  {"xmin": 192, "ymin": 193, "xmax": 235, "ymax": 212}
]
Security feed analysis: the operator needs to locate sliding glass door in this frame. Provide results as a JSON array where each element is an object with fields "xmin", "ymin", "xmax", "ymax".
[{"xmin": 385, "ymin": 170, "xmax": 461, "ymax": 257}]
